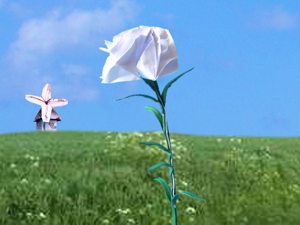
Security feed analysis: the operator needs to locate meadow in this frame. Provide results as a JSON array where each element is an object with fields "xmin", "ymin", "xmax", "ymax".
[{"xmin": 0, "ymin": 131, "xmax": 299, "ymax": 225}]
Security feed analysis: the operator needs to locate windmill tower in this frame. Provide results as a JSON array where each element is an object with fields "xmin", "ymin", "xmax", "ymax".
[{"xmin": 25, "ymin": 83, "xmax": 68, "ymax": 131}]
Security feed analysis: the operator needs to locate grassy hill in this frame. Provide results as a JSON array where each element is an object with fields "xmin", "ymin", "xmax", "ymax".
[{"xmin": 0, "ymin": 132, "xmax": 300, "ymax": 225}]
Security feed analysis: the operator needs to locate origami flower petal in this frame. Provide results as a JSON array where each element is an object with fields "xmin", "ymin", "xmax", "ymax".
[
  {"xmin": 136, "ymin": 29, "xmax": 160, "ymax": 80},
  {"xmin": 41, "ymin": 104, "xmax": 52, "ymax": 123},
  {"xmin": 100, "ymin": 26, "xmax": 178, "ymax": 83},
  {"xmin": 25, "ymin": 95, "xmax": 45, "ymax": 106},
  {"xmin": 153, "ymin": 27, "xmax": 178, "ymax": 77},
  {"xmin": 48, "ymin": 98, "xmax": 68, "ymax": 108},
  {"xmin": 101, "ymin": 56, "xmax": 139, "ymax": 83},
  {"xmin": 101, "ymin": 27, "xmax": 151, "ymax": 83},
  {"xmin": 42, "ymin": 83, "xmax": 52, "ymax": 101}
]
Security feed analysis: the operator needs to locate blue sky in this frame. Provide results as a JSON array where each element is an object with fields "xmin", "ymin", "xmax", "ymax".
[{"xmin": 0, "ymin": 0, "xmax": 299, "ymax": 136}]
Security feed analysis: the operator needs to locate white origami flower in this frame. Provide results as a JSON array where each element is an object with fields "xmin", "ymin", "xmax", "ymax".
[
  {"xmin": 25, "ymin": 83, "xmax": 68, "ymax": 122},
  {"xmin": 100, "ymin": 25, "xmax": 178, "ymax": 83}
]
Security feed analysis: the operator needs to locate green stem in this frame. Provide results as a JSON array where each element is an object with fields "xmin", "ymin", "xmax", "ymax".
[{"xmin": 152, "ymin": 81, "xmax": 178, "ymax": 225}]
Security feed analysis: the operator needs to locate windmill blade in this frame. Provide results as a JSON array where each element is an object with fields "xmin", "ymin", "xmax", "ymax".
[
  {"xmin": 48, "ymin": 98, "xmax": 68, "ymax": 108},
  {"xmin": 25, "ymin": 95, "xmax": 45, "ymax": 106},
  {"xmin": 41, "ymin": 104, "xmax": 52, "ymax": 122},
  {"xmin": 42, "ymin": 83, "xmax": 52, "ymax": 101}
]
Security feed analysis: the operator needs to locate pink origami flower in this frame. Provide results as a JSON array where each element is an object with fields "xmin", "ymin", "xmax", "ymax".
[{"xmin": 25, "ymin": 83, "xmax": 68, "ymax": 122}]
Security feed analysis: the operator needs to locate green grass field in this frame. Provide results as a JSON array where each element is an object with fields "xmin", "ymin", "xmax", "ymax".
[{"xmin": 0, "ymin": 132, "xmax": 300, "ymax": 225}]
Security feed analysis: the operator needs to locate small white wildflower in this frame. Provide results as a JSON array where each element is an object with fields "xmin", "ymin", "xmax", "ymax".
[
  {"xmin": 217, "ymin": 138, "xmax": 222, "ymax": 143},
  {"xmin": 175, "ymin": 154, "xmax": 181, "ymax": 160},
  {"xmin": 146, "ymin": 204, "xmax": 152, "ymax": 209},
  {"xmin": 116, "ymin": 208, "xmax": 131, "ymax": 215},
  {"xmin": 44, "ymin": 179, "xmax": 51, "ymax": 184},
  {"xmin": 39, "ymin": 212, "xmax": 46, "ymax": 219},
  {"xmin": 26, "ymin": 212, "xmax": 32, "ymax": 217},
  {"xmin": 10, "ymin": 163, "xmax": 16, "ymax": 168},
  {"xmin": 138, "ymin": 209, "xmax": 145, "ymax": 215},
  {"xmin": 29, "ymin": 156, "xmax": 35, "ymax": 161},
  {"xmin": 181, "ymin": 181, "xmax": 188, "ymax": 187},
  {"xmin": 21, "ymin": 178, "xmax": 28, "ymax": 184},
  {"xmin": 237, "ymin": 138, "xmax": 242, "ymax": 144},
  {"xmin": 32, "ymin": 162, "xmax": 39, "ymax": 167},
  {"xmin": 123, "ymin": 208, "xmax": 131, "ymax": 214},
  {"xmin": 102, "ymin": 219, "xmax": 110, "ymax": 224},
  {"xmin": 116, "ymin": 209, "xmax": 122, "ymax": 213},
  {"xmin": 186, "ymin": 206, "xmax": 196, "ymax": 214},
  {"xmin": 127, "ymin": 218, "xmax": 135, "ymax": 224},
  {"xmin": 133, "ymin": 132, "xmax": 143, "ymax": 137},
  {"xmin": 181, "ymin": 147, "xmax": 187, "ymax": 152},
  {"xmin": 189, "ymin": 217, "xmax": 195, "ymax": 222},
  {"xmin": 230, "ymin": 138, "xmax": 235, "ymax": 142}
]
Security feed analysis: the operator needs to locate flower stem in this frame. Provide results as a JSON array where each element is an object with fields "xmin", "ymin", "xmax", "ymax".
[{"xmin": 152, "ymin": 81, "xmax": 178, "ymax": 225}]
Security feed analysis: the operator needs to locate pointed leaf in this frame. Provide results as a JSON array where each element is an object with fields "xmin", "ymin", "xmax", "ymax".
[
  {"xmin": 154, "ymin": 177, "xmax": 171, "ymax": 202},
  {"xmin": 140, "ymin": 141, "xmax": 170, "ymax": 154},
  {"xmin": 145, "ymin": 106, "xmax": 164, "ymax": 130},
  {"xmin": 117, "ymin": 94, "xmax": 158, "ymax": 103},
  {"xmin": 179, "ymin": 191, "xmax": 206, "ymax": 202},
  {"xmin": 147, "ymin": 162, "xmax": 170, "ymax": 173},
  {"xmin": 141, "ymin": 79, "xmax": 165, "ymax": 105},
  {"xmin": 172, "ymin": 194, "xmax": 180, "ymax": 205},
  {"xmin": 162, "ymin": 68, "xmax": 194, "ymax": 104},
  {"xmin": 141, "ymin": 78, "xmax": 158, "ymax": 93}
]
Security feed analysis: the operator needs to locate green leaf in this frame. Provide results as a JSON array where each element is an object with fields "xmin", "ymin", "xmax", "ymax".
[
  {"xmin": 141, "ymin": 78, "xmax": 165, "ymax": 105},
  {"xmin": 172, "ymin": 194, "xmax": 180, "ymax": 205},
  {"xmin": 154, "ymin": 177, "xmax": 171, "ymax": 202},
  {"xmin": 140, "ymin": 141, "xmax": 170, "ymax": 154},
  {"xmin": 117, "ymin": 94, "xmax": 158, "ymax": 103},
  {"xmin": 179, "ymin": 191, "xmax": 206, "ymax": 202},
  {"xmin": 147, "ymin": 162, "xmax": 170, "ymax": 173},
  {"xmin": 162, "ymin": 68, "xmax": 194, "ymax": 105},
  {"xmin": 141, "ymin": 78, "xmax": 158, "ymax": 93},
  {"xmin": 145, "ymin": 106, "xmax": 164, "ymax": 130}
]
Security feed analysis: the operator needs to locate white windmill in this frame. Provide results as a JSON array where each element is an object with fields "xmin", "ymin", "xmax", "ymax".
[{"xmin": 25, "ymin": 83, "xmax": 68, "ymax": 131}]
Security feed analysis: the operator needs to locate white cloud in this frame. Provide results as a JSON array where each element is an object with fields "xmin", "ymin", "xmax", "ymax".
[
  {"xmin": 1, "ymin": 0, "xmax": 139, "ymax": 101},
  {"xmin": 8, "ymin": 0, "xmax": 138, "ymax": 68},
  {"xmin": 252, "ymin": 7, "xmax": 298, "ymax": 30},
  {"xmin": 56, "ymin": 64, "xmax": 99, "ymax": 101}
]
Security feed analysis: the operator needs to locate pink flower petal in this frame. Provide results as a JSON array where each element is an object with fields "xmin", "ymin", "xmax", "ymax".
[
  {"xmin": 25, "ymin": 95, "xmax": 45, "ymax": 106},
  {"xmin": 42, "ymin": 83, "xmax": 52, "ymax": 101},
  {"xmin": 48, "ymin": 98, "xmax": 68, "ymax": 108}
]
